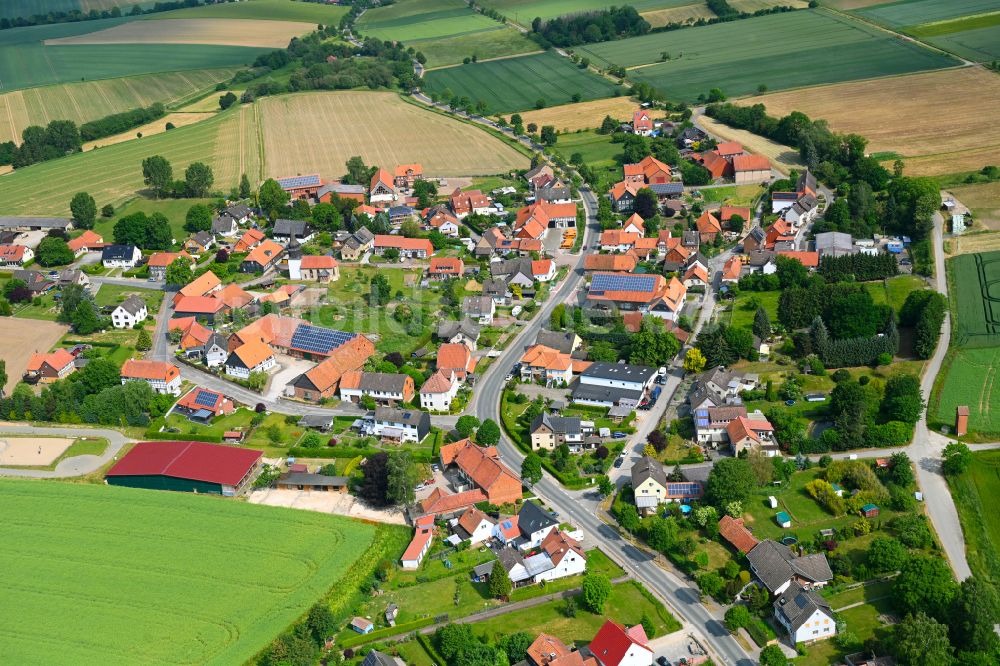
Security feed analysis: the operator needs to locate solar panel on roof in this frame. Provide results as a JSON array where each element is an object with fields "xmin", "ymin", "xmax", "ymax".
[
  {"xmin": 277, "ymin": 174, "xmax": 321, "ymax": 189},
  {"xmin": 502, "ymin": 520, "xmax": 512, "ymax": 529},
  {"xmin": 193, "ymin": 390, "xmax": 219, "ymax": 408},
  {"xmin": 290, "ymin": 324, "xmax": 357, "ymax": 354},
  {"xmin": 668, "ymin": 482, "xmax": 700, "ymax": 495},
  {"xmin": 590, "ymin": 273, "xmax": 656, "ymax": 293}
]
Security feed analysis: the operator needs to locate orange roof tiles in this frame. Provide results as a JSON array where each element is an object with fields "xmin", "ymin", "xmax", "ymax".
[
  {"xmin": 429, "ymin": 257, "xmax": 464, "ymax": 275},
  {"xmin": 516, "ymin": 218, "xmax": 546, "ymax": 240},
  {"xmin": 720, "ymin": 206, "xmax": 751, "ymax": 223},
  {"xmin": 300, "ymin": 336, "xmax": 375, "ymax": 392},
  {"xmin": 231, "ymin": 340, "xmax": 274, "ymax": 369},
  {"xmin": 437, "ymin": 343, "xmax": 473, "ymax": 375},
  {"xmin": 696, "ymin": 211, "xmax": 722, "ymax": 235},
  {"xmin": 233, "ymin": 228, "xmax": 265, "ymax": 253},
  {"xmin": 26, "ymin": 349, "xmax": 74, "ymax": 373},
  {"xmin": 777, "ymin": 250, "xmax": 819, "ymax": 268},
  {"xmin": 374, "ymin": 235, "xmax": 434, "ymax": 254},
  {"xmin": 723, "ymin": 255, "xmax": 742, "ymax": 281},
  {"xmin": 700, "ymin": 150, "xmax": 730, "ymax": 179},
  {"xmin": 147, "ymin": 251, "xmax": 192, "ymax": 268},
  {"xmin": 521, "ymin": 344, "xmax": 573, "ymax": 372},
  {"xmin": 718, "ymin": 515, "xmax": 759, "ymax": 553},
  {"xmin": 584, "ymin": 254, "xmax": 637, "ymax": 272},
  {"xmin": 600, "ymin": 230, "xmax": 640, "ymax": 247},
  {"xmin": 300, "ymin": 255, "xmax": 338, "ymax": 270},
  {"xmin": 588, "ymin": 271, "xmax": 668, "ymax": 304},
  {"xmin": 623, "ymin": 311, "xmax": 643, "ymax": 333},
  {"xmin": 623, "ymin": 213, "xmax": 645, "ymax": 232},
  {"xmin": 529, "ymin": 634, "xmax": 572, "ymax": 666},
  {"xmin": 420, "ymin": 488, "xmax": 486, "ymax": 515},
  {"xmin": 216, "ymin": 283, "xmax": 253, "ymax": 309},
  {"xmin": 623, "ymin": 163, "xmax": 644, "ymax": 177},
  {"xmin": 174, "ymin": 295, "xmax": 225, "ymax": 315},
  {"xmin": 178, "ymin": 270, "xmax": 221, "ymax": 299},
  {"xmin": 244, "ymin": 239, "xmax": 283, "ymax": 268},
  {"xmin": 531, "ymin": 259, "xmax": 553, "ymax": 277},
  {"xmin": 394, "ymin": 163, "xmax": 423, "ymax": 178},
  {"xmin": 715, "ymin": 141, "xmax": 743, "ymax": 157},
  {"xmin": 684, "ymin": 264, "xmax": 709, "ymax": 284},
  {"xmin": 458, "ymin": 506, "xmax": 493, "ymax": 534},
  {"xmin": 67, "ymin": 230, "xmax": 103, "ymax": 252},
  {"xmin": 609, "ymin": 181, "xmax": 638, "ymax": 200},
  {"xmin": 541, "ymin": 529, "xmax": 585, "ymax": 567},
  {"xmin": 370, "ymin": 168, "xmax": 394, "ymax": 191},
  {"xmin": 420, "ymin": 370, "xmax": 456, "ymax": 395},
  {"xmin": 733, "ymin": 154, "xmax": 771, "ymax": 172},
  {"xmin": 121, "ymin": 359, "xmax": 179, "ymax": 382},
  {"xmin": 0, "ymin": 245, "xmax": 28, "ymax": 261}
]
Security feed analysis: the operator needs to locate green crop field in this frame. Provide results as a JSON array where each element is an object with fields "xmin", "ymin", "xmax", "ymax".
[
  {"xmin": 153, "ymin": 0, "xmax": 348, "ymax": 22},
  {"xmin": 357, "ymin": 0, "xmax": 500, "ymax": 41},
  {"xmin": 575, "ymin": 9, "xmax": 957, "ymax": 101},
  {"xmin": 0, "ymin": 68, "xmax": 237, "ymax": 144},
  {"xmin": 950, "ymin": 251, "xmax": 1000, "ymax": 348},
  {"xmin": 412, "ymin": 27, "xmax": 540, "ymax": 68},
  {"xmin": 422, "ymin": 51, "xmax": 620, "ymax": 113},
  {"xmin": 856, "ymin": 0, "xmax": 1000, "ymax": 28},
  {"xmin": 934, "ymin": 347, "xmax": 1000, "ymax": 434},
  {"xmin": 920, "ymin": 21, "xmax": 1000, "ymax": 62},
  {"xmin": 0, "ymin": 478, "xmax": 375, "ymax": 664},
  {"xmin": 948, "ymin": 449, "xmax": 1000, "ymax": 582},
  {"xmin": 0, "ymin": 18, "xmax": 266, "ymax": 92},
  {"xmin": 477, "ymin": 0, "xmax": 692, "ymax": 22},
  {"xmin": 0, "ymin": 0, "xmax": 137, "ymax": 20},
  {"xmin": 0, "ymin": 104, "xmax": 261, "ymax": 216}
]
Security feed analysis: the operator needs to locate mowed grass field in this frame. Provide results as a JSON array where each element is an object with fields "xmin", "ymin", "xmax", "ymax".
[
  {"xmin": 917, "ymin": 18, "xmax": 1000, "ymax": 62},
  {"xmin": 855, "ymin": 0, "xmax": 999, "ymax": 28},
  {"xmin": 45, "ymin": 17, "xmax": 315, "ymax": 48},
  {"xmin": 151, "ymin": 0, "xmax": 348, "ymax": 23},
  {"xmin": 357, "ymin": 0, "xmax": 500, "ymax": 41},
  {"xmin": 422, "ymin": 51, "xmax": 621, "ymax": 113},
  {"xmin": 260, "ymin": 92, "xmax": 527, "ymax": 178},
  {"xmin": 0, "ymin": 68, "xmax": 236, "ymax": 144},
  {"xmin": 0, "ymin": 18, "xmax": 267, "ymax": 92},
  {"xmin": 951, "ymin": 181, "xmax": 1000, "ymax": 229},
  {"xmin": 0, "ymin": 104, "xmax": 261, "ymax": 215},
  {"xmin": 519, "ymin": 96, "xmax": 637, "ymax": 132},
  {"xmin": 949, "ymin": 251, "xmax": 1000, "ymax": 348},
  {"xmin": 412, "ymin": 27, "xmax": 539, "ymax": 68},
  {"xmin": 0, "ymin": 316, "xmax": 68, "ymax": 394},
  {"xmin": 0, "ymin": 479, "xmax": 376, "ymax": 665},
  {"xmin": 478, "ymin": 0, "xmax": 693, "ymax": 22},
  {"xmin": 0, "ymin": 0, "xmax": 137, "ymax": 20},
  {"xmin": 743, "ymin": 68, "xmax": 1000, "ymax": 177},
  {"xmin": 575, "ymin": 9, "xmax": 957, "ymax": 101},
  {"xmin": 948, "ymin": 449, "xmax": 1000, "ymax": 582},
  {"xmin": 934, "ymin": 347, "xmax": 1000, "ymax": 433}
]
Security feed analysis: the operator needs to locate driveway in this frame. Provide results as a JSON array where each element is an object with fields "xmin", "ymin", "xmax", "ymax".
[{"xmin": 263, "ymin": 357, "xmax": 314, "ymax": 401}]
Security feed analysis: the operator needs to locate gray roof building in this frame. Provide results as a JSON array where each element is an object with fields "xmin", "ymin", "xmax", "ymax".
[
  {"xmin": 571, "ymin": 384, "xmax": 643, "ymax": 405},
  {"xmin": 517, "ymin": 500, "xmax": 557, "ymax": 536},
  {"xmin": 358, "ymin": 372, "xmax": 411, "ymax": 394},
  {"xmin": 373, "ymin": 407, "xmax": 431, "ymax": 440},
  {"xmin": 318, "ymin": 183, "xmax": 365, "ymax": 199},
  {"xmin": 631, "ymin": 455, "xmax": 667, "ymax": 489},
  {"xmin": 747, "ymin": 540, "xmax": 833, "ymax": 593},
  {"xmin": 774, "ymin": 581, "xmax": 832, "ymax": 633},
  {"xmin": 530, "ymin": 412, "xmax": 582, "ymax": 437},
  {"xmin": 436, "ymin": 319, "xmax": 480, "ymax": 342},
  {"xmin": 0, "ymin": 217, "xmax": 70, "ymax": 230},
  {"xmin": 580, "ymin": 362, "xmax": 656, "ymax": 385},
  {"xmin": 272, "ymin": 219, "xmax": 311, "ymax": 240},
  {"xmin": 361, "ymin": 649, "xmax": 406, "ymax": 666},
  {"xmin": 815, "ymin": 231, "xmax": 855, "ymax": 258},
  {"xmin": 116, "ymin": 295, "xmax": 147, "ymax": 317},
  {"xmin": 463, "ymin": 295, "xmax": 494, "ymax": 318},
  {"xmin": 535, "ymin": 330, "xmax": 579, "ymax": 354}
]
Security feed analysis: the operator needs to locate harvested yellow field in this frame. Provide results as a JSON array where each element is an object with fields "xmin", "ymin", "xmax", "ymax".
[
  {"xmin": 730, "ymin": 0, "xmax": 808, "ymax": 10},
  {"xmin": 743, "ymin": 68, "xmax": 1000, "ymax": 177},
  {"xmin": 0, "ymin": 318, "xmax": 68, "ymax": 395},
  {"xmin": 45, "ymin": 18, "xmax": 312, "ymax": 48},
  {"xmin": 520, "ymin": 97, "xmax": 638, "ymax": 133},
  {"xmin": 698, "ymin": 114, "xmax": 804, "ymax": 175},
  {"xmin": 951, "ymin": 181, "xmax": 1000, "ymax": 230},
  {"xmin": 947, "ymin": 231, "xmax": 1000, "ymax": 256},
  {"xmin": 642, "ymin": 3, "xmax": 716, "ymax": 27},
  {"xmin": 180, "ymin": 91, "xmax": 237, "ymax": 113},
  {"xmin": 260, "ymin": 92, "xmax": 528, "ymax": 179},
  {"xmin": 83, "ymin": 112, "xmax": 213, "ymax": 151},
  {"xmin": 0, "ymin": 68, "xmax": 236, "ymax": 145}
]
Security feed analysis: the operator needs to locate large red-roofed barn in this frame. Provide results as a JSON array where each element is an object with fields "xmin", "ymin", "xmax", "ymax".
[{"xmin": 105, "ymin": 441, "xmax": 262, "ymax": 496}]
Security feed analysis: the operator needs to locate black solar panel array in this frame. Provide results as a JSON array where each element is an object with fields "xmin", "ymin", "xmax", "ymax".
[
  {"xmin": 290, "ymin": 324, "xmax": 357, "ymax": 354},
  {"xmin": 591, "ymin": 273, "xmax": 656, "ymax": 293},
  {"xmin": 193, "ymin": 389, "xmax": 220, "ymax": 408},
  {"xmin": 277, "ymin": 174, "xmax": 321, "ymax": 189}
]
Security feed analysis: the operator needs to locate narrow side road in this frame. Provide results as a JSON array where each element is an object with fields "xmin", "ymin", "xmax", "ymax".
[{"xmin": 0, "ymin": 425, "xmax": 131, "ymax": 478}]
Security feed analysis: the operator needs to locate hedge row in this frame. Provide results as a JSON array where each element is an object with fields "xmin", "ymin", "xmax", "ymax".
[{"xmin": 338, "ymin": 617, "xmax": 435, "ymax": 649}]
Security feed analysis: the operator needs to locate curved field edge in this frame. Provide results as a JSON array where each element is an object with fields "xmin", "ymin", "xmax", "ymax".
[
  {"xmin": 946, "ymin": 450, "xmax": 1000, "ymax": 583},
  {"xmin": 0, "ymin": 67, "xmax": 238, "ymax": 145},
  {"xmin": 0, "ymin": 478, "xmax": 378, "ymax": 665}
]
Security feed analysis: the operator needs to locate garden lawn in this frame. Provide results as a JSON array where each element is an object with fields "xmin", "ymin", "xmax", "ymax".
[
  {"xmin": 793, "ymin": 594, "xmax": 895, "ymax": 665},
  {"xmin": 471, "ymin": 580, "xmax": 681, "ymax": 645},
  {"xmin": 422, "ymin": 51, "xmax": 621, "ymax": 114},
  {"xmin": 947, "ymin": 449, "xmax": 1000, "ymax": 583},
  {"xmin": 743, "ymin": 465, "xmax": 906, "ymax": 542},
  {"xmin": 94, "ymin": 283, "xmax": 163, "ymax": 313},
  {"xmin": 12, "ymin": 291, "xmax": 60, "ymax": 321},
  {"xmin": 729, "ymin": 290, "xmax": 781, "ymax": 329},
  {"xmin": 155, "ymin": 408, "xmax": 257, "ymax": 443},
  {"xmin": 96, "ymin": 196, "xmax": 217, "ymax": 243},
  {"xmin": 0, "ymin": 478, "xmax": 375, "ymax": 665},
  {"xmin": 575, "ymin": 9, "xmax": 957, "ymax": 101}
]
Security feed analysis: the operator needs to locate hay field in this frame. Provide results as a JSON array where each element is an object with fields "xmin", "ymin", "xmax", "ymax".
[
  {"xmin": 46, "ymin": 17, "xmax": 314, "ymax": 48},
  {"xmin": 743, "ymin": 68, "xmax": 1000, "ymax": 177},
  {"xmin": 856, "ymin": 0, "xmax": 999, "ymax": 28},
  {"xmin": 0, "ymin": 105, "xmax": 260, "ymax": 216},
  {"xmin": 410, "ymin": 28, "xmax": 540, "ymax": 68},
  {"xmin": 0, "ymin": 317, "xmax": 68, "ymax": 394},
  {"xmin": 952, "ymin": 182, "xmax": 1000, "ymax": 229},
  {"xmin": 260, "ymin": 92, "xmax": 528, "ymax": 178},
  {"xmin": 83, "ymin": 112, "xmax": 212, "ymax": 150},
  {"xmin": 730, "ymin": 0, "xmax": 808, "ymax": 10},
  {"xmin": 948, "ymin": 231, "xmax": 1000, "ymax": 257},
  {"xmin": 357, "ymin": 0, "xmax": 499, "ymax": 42},
  {"xmin": 642, "ymin": 3, "xmax": 717, "ymax": 27},
  {"xmin": 479, "ymin": 0, "xmax": 692, "ymax": 22},
  {"xmin": 698, "ymin": 115, "xmax": 803, "ymax": 175},
  {"xmin": 0, "ymin": 479, "xmax": 376, "ymax": 664},
  {"xmin": 0, "ymin": 0, "xmax": 136, "ymax": 20},
  {"xmin": 520, "ymin": 97, "xmax": 638, "ymax": 132},
  {"xmin": 0, "ymin": 68, "xmax": 236, "ymax": 144}
]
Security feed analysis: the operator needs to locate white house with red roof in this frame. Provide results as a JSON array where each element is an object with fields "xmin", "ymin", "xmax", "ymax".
[
  {"xmin": 454, "ymin": 507, "xmax": 496, "ymax": 546},
  {"xmin": 632, "ymin": 109, "xmax": 654, "ymax": 136},
  {"xmin": 0, "ymin": 244, "xmax": 32, "ymax": 267},
  {"xmin": 369, "ymin": 169, "xmax": 396, "ymax": 204},
  {"xmin": 401, "ymin": 515, "xmax": 434, "ymax": 569},
  {"xmin": 588, "ymin": 620, "xmax": 653, "ymax": 666}
]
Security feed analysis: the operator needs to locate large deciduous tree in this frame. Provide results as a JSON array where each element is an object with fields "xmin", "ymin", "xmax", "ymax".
[
  {"xmin": 141, "ymin": 155, "xmax": 173, "ymax": 198},
  {"xmin": 69, "ymin": 192, "xmax": 97, "ymax": 229},
  {"xmin": 184, "ymin": 161, "xmax": 214, "ymax": 197}
]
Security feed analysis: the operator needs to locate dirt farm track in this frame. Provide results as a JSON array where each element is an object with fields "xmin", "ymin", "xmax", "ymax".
[{"xmin": 0, "ymin": 318, "xmax": 68, "ymax": 395}]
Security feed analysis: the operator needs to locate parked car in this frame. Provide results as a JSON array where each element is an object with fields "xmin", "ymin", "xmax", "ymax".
[
  {"xmin": 612, "ymin": 431, "xmax": 626, "ymax": 439},
  {"xmin": 613, "ymin": 458, "xmax": 624, "ymax": 468}
]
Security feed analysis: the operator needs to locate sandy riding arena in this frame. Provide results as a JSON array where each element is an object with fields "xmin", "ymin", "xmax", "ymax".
[
  {"xmin": 0, "ymin": 318, "xmax": 69, "ymax": 395},
  {"xmin": 0, "ymin": 438, "xmax": 74, "ymax": 466}
]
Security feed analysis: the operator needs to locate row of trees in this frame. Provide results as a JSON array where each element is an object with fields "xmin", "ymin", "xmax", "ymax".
[
  {"xmin": 807, "ymin": 315, "xmax": 899, "ymax": 369},
  {"xmin": 900, "ymin": 289, "xmax": 947, "ymax": 360},
  {"xmin": 528, "ymin": 6, "xmax": 650, "ymax": 47},
  {"xmin": 0, "ymin": 0, "xmax": 203, "ymax": 31},
  {"xmin": 80, "ymin": 103, "xmax": 166, "ymax": 142},
  {"xmin": 141, "ymin": 155, "xmax": 215, "ymax": 199},
  {"xmin": 817, "ymin": 253, "xmax": 899, "ymax": 283}
]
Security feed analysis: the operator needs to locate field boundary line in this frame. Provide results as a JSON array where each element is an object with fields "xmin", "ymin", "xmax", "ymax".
[{"xmin": 424, "ymin": 48, "xmax": 546, "ymax": 71}]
